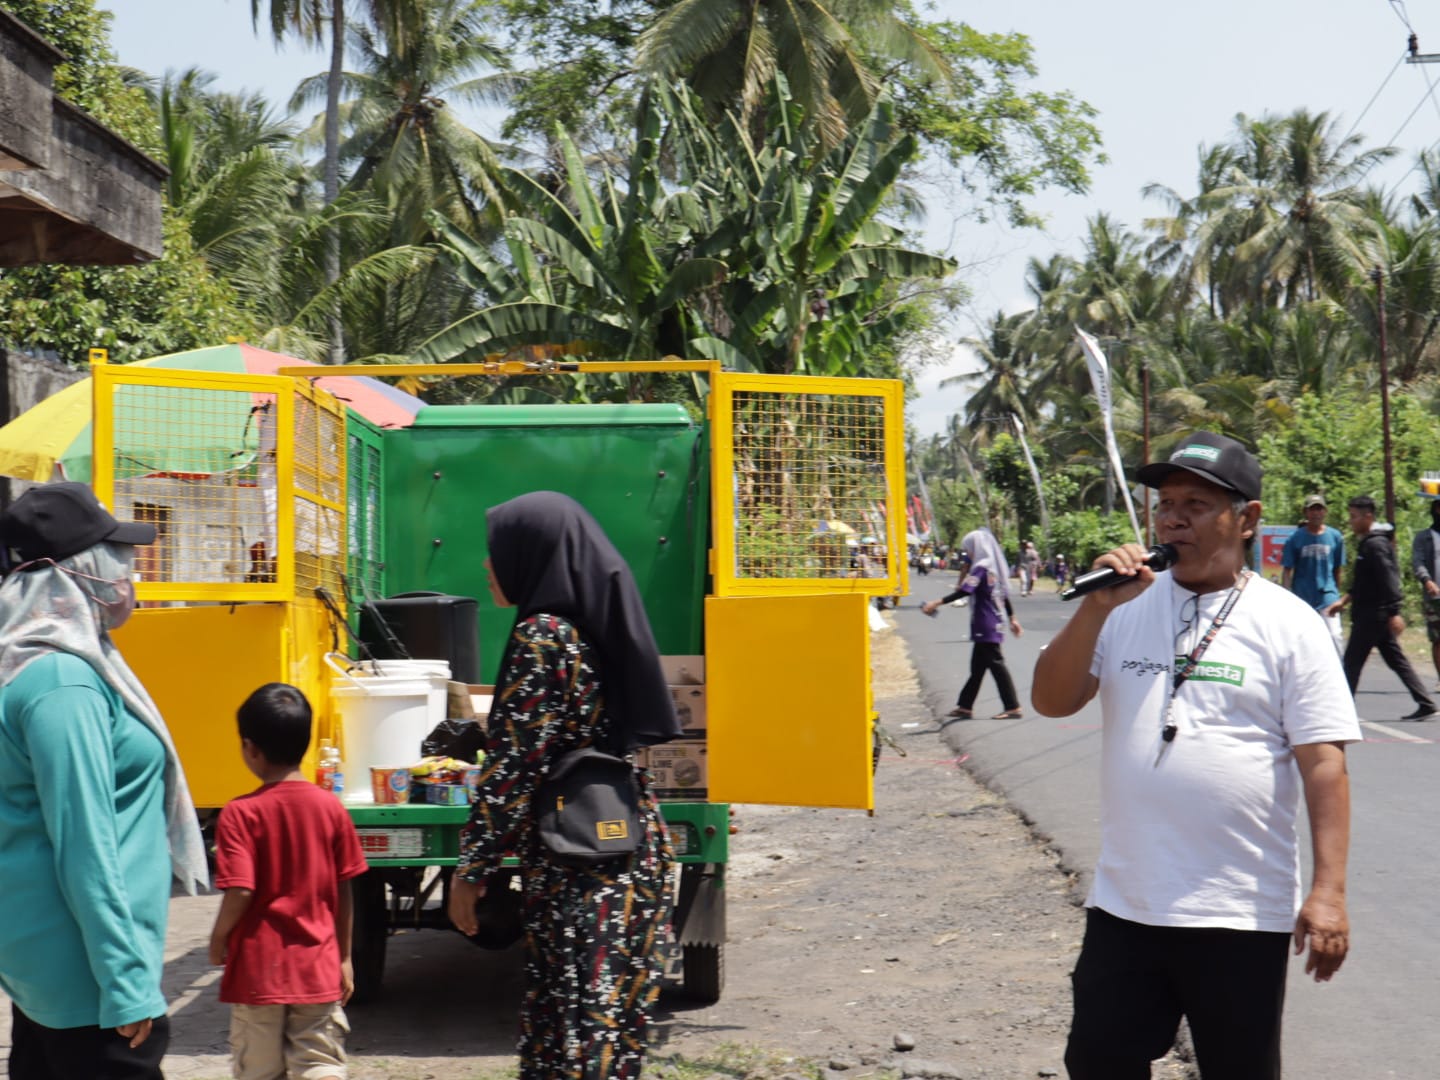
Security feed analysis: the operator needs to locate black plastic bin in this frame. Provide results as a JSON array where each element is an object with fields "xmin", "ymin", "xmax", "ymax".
[{"xmin": 358, "ymin": 592, "xmax": 480, "ymax": 684}]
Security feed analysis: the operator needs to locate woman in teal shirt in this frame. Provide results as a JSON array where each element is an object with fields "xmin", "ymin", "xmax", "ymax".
[{"xmin": 0, "ymin": 483, "xmax": 207, "ymax": 1079}]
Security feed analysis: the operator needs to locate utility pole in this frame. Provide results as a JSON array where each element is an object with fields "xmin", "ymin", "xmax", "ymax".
[{"xmin": 1373, "ymin": 266, "xmax": 1396, "ymax": 524}]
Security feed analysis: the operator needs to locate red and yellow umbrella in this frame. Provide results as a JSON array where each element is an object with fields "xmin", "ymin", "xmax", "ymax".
[{"xmin": 0, "ymin": 344, "xmax": 424, "ymax": 483}]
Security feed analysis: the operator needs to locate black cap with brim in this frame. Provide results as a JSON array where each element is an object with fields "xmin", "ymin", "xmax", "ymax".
[
  {"xmin": 1134, "ymin": 431, "xmax": 1262, "ymax": 501},
  {"xmin": 1, "ymin": 482, "xmax": 156, "ymax": 563}
]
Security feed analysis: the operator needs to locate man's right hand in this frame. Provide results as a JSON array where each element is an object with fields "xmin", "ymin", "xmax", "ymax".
[
  {"xmin": 1425, "ymin": 580, "xmax": 1440, "ymax": 599},
  {"xmin": 1077, "ymin": 543, "xmax": 1159, "ymax": 612}
]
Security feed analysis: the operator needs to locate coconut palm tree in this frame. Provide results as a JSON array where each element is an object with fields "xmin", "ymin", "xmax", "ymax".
[
  {"xmin": 635, "ymin": 0, "xmax": 946, "ymax": 147},
  {"xmin": 1195, "ymin": 110, "xmax": 1394, "ymax": 310},
  {"xmin": 292, "ymin": 0, "xmax": 515, "ymax": 241},
  {"xmin": 944, "ymin": 311, "xmax": 1033, "ymax": 439}
]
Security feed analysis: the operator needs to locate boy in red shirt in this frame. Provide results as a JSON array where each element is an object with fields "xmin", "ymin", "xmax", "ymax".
[{"xmin": 209, "ymin": 683, "xmax": 369, "ymax": 1080}]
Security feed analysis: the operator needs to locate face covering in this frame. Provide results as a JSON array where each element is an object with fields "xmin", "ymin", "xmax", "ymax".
[{"xmin": 14, "ymin": 552, "xmax": 136, "ymax": 630}]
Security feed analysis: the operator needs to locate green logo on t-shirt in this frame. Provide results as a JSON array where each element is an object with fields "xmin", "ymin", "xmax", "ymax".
[{"xmin": 1173, "ymin": 658, "xmax": 1246, "ymax": 686}]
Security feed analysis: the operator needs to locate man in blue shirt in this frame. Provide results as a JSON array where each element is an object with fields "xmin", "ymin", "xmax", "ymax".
[{"xmin": 1282, "ymin": 493, "xmax": 1345, "ymax": 651}]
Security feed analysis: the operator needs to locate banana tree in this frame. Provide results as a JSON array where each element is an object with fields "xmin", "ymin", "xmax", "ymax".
[
  {"xmin": 418, "ymin": 88, "xmax": 726, "ymax": 379},
  {"xmin": 682, "ymin": 85, "xmax": 955, "ymax": 376}
]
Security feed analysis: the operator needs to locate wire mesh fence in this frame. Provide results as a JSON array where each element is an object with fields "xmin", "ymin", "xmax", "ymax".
[
  {"xmin": 293, "ymin": 389, "xmax": 346, "ymax": 599},
  {"xmin": 108, "ymin": 382, "xmax": 276, "ymax": 589},
  {"xmin": 97, "ymin": 370, "xmax": 349, "ymax": 601},
  {"xmin": 347, "ymin": 431, "xmax": 384, "ymax": 602},
  {"xmin": 729, "ymin": 388, "xmax": 892, "ymax": 580}
]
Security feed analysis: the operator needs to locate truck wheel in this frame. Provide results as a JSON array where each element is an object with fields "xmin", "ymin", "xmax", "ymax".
[
  {"xmin": 682, "ymin": 943, "xmax": 724, "ymax": 1003},
  {"xmin": 350, "ymin": 872, "xmax": 388, "ymax": 1004}
]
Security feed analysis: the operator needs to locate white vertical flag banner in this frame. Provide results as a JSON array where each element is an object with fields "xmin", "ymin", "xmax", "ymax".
[
  {"xmin": 1011, "ymin": 413, "xmax": 1051, "ymax": 548},
  {"xmin": 1074, "ymin": 326, "xmax": 1144, "ymax": 544}
]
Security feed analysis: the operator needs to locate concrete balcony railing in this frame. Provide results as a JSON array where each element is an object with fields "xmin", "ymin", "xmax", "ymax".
[{"xmin": 0, "ymin": 8, "xmax": 165, "ymax": 266}]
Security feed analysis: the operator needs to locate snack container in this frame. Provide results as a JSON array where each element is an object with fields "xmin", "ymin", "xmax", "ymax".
[
  {"xmin": 370, "ymin": 766, "xmax": 411, "ymax": 804},
  {"xmin": 426, "ymin": 782, "xmax": 471, "ymax": 806},
  {"xmin": 461, "ymin": 766, "xmax": 482, "ymax": 796}
]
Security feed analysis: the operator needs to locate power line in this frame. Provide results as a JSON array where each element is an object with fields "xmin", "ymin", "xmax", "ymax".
[
  {"xmin": 1344, "ymin": 53, "xmax": 1407, "ymax": 145},
  {"xmin": 1386, "ymin": 77, "xmax": 1436, "ymax": 147}
]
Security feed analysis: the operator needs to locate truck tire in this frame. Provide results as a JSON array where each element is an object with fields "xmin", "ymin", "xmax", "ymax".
[
  {"xmin": 682, "ymin": 942, "xmax": 724, "ymax": 1003},
  {"xmin": 350, "ymin": 872, "xmax": 388, "ymax": 1004}
]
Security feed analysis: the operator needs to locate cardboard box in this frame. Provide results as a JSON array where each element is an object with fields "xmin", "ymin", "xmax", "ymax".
[
  {"xmin": 638, "ymin": 738, "xmax": 708, "ymax": 802},
  {"xmin": 419, "ymin": 781, "xmax": 471, "ymax": 806},
  {"xmin": 669, "ymin": 684, "xmax": 706, "ymax": 737},
  {"xmin": 660, "ymin": 655, "xmax": 704, "ymax": 686}
]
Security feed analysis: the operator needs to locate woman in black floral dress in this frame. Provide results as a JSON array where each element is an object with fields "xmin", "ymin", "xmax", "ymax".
[{"xmin": 449, "ymin": 491, "xmax": 680, "ymax": 1080}]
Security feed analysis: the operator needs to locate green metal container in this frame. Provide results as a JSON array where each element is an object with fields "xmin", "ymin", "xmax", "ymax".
[{"xmin": 380, "ymin": 403, "xmax": 710, "ymax": 681}]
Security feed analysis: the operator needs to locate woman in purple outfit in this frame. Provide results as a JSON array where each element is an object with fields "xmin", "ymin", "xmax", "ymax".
[{"xmin": 921, "ymin": 528, "xmax": 1024, "ymax": 719}]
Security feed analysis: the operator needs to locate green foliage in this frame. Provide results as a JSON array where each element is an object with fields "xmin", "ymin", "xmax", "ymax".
[
  {"xmin": 1047, "ymin": 509, "xmax": 1136, "ymax": 569},
  {"xmin": 980, "ymin": 434, "xmax": 1033, "ymax": 533},
  {"xmin": 924, "ymin": 477, "xmax": 983, "ymax": 549},
  {"xmin": 477, "ymin": 0, "xmax": 1103, "ymax": 219},
  {"xmin": 424, "ymin": 83, "xmax": 952, "ymax": 382},
  {"xmin": 1257, "ymin": 390, "xmax": 1440, "ymax": 528},
  {"xmin": 885, "ymin": 18, "xmax": 1104, "ymax": 226},
  {"xmin": 0, "ymin": 214, "xmax": 255, "ymax": 364},
  {"xmin": 0, "ymin": 0, "xmax": 158, "ymax": 151},
  {"xmin": 478, "ymin": 0, "xmax": 655, "ymax": 142}
]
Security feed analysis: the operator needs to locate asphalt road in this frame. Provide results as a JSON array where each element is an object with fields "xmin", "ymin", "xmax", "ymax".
[{"xmin": 895, "ymin": 576, "xmax": 1440, "ymax": 1080}]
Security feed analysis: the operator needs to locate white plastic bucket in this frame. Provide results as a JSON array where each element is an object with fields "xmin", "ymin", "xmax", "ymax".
[{"xmin": 329, "ymin": 655, "xmax": 451, "ymax": 802}]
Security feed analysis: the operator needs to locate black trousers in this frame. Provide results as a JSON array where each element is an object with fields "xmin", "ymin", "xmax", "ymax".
[
  {"xmin": 10, "ymin": 1004, "xmax": 169, "ymax": 1080},
  {"xmin": 1065, "ymin": 908, "xmax": 1289, "ymax": 1080},
  {"xmin": 1343, "ymin": 612, "xmax": 1434, "ymax": 706},
  {"xmin": 957, "ymin": 640, "xmax": 1019, "ymax": 711}
]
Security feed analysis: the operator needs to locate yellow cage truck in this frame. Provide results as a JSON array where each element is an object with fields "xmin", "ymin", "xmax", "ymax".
[{"xmin": 61, "ymin": 356, "xmax": 908, "ymax": 1002}]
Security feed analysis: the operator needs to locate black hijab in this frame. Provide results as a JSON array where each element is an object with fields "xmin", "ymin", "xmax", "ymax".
[{"xmin": 487, "ymin": 491, "xmax": 679, "ymax": 750}]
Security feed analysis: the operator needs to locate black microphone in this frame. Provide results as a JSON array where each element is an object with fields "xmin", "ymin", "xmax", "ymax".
[{"xmin": 1061, "ymin": 544, "xmax": 1178, "ymax": 601}]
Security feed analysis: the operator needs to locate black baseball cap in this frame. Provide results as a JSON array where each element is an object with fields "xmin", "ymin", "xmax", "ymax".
[
  {"xmin": 1, "ymin": 482, "xmax": 156, "ymax": 563},
  {"xmin": 1135, "ymin": 431, "xmax": 1262, "ymax": 501}
]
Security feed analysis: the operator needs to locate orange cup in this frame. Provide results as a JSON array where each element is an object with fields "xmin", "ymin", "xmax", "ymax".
[{"xmin": 370, "ymin": 767, "xmax": 411, "ymax": 804}]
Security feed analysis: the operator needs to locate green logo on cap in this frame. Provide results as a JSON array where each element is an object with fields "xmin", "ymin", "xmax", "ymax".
[{"xmin": 1174, "ymin": 445, "xmax": 1221, "ymax": 463}]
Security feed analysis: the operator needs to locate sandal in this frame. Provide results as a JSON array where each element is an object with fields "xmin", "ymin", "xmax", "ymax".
[
  {"xmin": 946, "ymin": 707, "xmax": 972, "ymax": 719},
  {"xmin": 991, "ymin": 709, "xmax": 1024, "ymax": 719}
]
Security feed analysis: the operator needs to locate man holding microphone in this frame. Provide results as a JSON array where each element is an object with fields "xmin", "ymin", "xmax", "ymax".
[{"xmin": 1033, "ymin": 432, "xmax": 1358, "ymax": 1080}]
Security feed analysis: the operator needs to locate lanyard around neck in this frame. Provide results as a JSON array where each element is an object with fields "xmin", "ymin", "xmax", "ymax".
[{"xmin": 1163, "ymin": 570, "xmax": 1252, "ymax": 743}]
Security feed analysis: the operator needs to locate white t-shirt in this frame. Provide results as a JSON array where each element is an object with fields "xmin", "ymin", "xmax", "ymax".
[{"xmin": 1086, "ymin": 571, "xmax": 1361, "ymax": 932}]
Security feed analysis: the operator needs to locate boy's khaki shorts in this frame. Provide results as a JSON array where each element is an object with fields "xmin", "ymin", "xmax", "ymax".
[{"xmin": 230, "ymin": 1001, "xmax": 349, "ymax": 1080}]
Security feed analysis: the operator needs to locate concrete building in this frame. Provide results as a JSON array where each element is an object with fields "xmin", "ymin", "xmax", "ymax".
[{"xmin": 0, "ymin": 7, "xmax": 165, "ymax": 266}]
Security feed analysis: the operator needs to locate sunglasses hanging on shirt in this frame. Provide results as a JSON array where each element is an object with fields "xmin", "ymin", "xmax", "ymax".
[{"xmin": 1160, "ymin": 571, "xmax": 1253, "ymax": 747}]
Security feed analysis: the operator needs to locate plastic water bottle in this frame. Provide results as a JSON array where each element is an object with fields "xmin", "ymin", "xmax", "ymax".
[{"xmin": 316, "ymin": 740, "xmax": 344, "ymax": 797}]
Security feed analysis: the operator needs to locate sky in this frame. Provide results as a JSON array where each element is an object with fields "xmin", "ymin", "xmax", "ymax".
[{"xmin": 102, "ymin": 0, "xmax": 1440, "ymax": 436}]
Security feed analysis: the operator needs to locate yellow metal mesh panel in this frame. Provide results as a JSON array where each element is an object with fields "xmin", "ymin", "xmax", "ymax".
[
  {"xmin": 108, "ymin": 384, "xmax": 277, "ymax": 587},
  {"xmin": 730, "ymin": 389, "xmax": 890, "ymax": 579},
  {"xmin": 293, "ymin": 391, "xmax": 346, "ymax": 598},
  {"xmin": 346, "ymin": 433, "xmax": 384, "ymax": 600}
]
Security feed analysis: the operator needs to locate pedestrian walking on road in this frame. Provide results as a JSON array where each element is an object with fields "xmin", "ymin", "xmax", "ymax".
[
  {"xmin": 1410, "ymin": 498, "xmax": 1440, "ymax": 690},
  {"xmin": 1032, "ymin": 431, "xmax": 1359, "ymax": 1080},
  {"xmin": 1327, "ymin": 495, "xmax": 1436, "ymax": 720},
  {"xmin": 1021, "ymin": 541, "xmax": 1041, "ymax": 597},
  {"xmin": 920, "ymin": 527, "xmax": 1024, "ymax": 719},
  {"xmin": 1281, "ymin": 493, "xmax": 1346, "ymax": 652},
  {"xmin": 209, "ymin": 683, "xmax": 368, "ymax": 1080},
  {"xmin": 448, "ymin": 492, "xmax": 678, "ymax": 1080},
  {"xmin": 0, "ymin": 482, "xmax": 207, "ymax": 1080}
]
